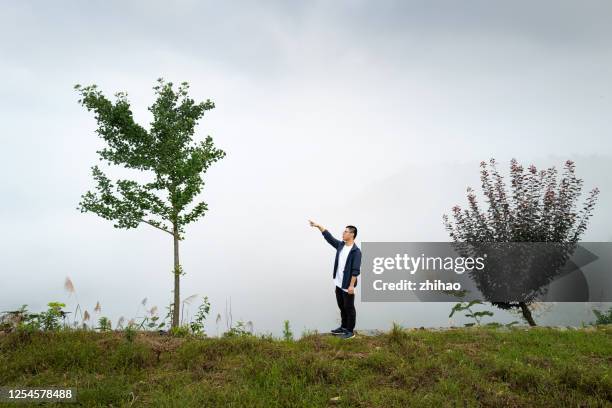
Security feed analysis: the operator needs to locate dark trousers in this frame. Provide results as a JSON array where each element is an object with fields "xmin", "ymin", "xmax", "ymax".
[{"xmin": 335, "ymin": 285, "xmax": 356, "ymax": 332}]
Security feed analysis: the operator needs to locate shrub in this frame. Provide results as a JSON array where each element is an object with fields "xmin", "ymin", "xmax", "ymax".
[
  {"xmin": 592, "ymin": 307, "xmax": 612, "ymax": 325},
  {"xmin": 170, "ymin": 325, "xmax": 191, "ymax": 338},
  {"xmin": 97, "ymin": 317, "xmax": 112, "ymax": 332},
  {"xmin": 39, "ymin": 302, "xmax": 67, "ymax": 331},
  {"xmin": 222, "ymin": 321, "xmax": 252, "ymax": 338}
]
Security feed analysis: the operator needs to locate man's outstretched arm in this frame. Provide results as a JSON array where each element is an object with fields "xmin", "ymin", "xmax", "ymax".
[{"xmin": 309, "ymin": 220, "xmax": 341, "ymax": 248}]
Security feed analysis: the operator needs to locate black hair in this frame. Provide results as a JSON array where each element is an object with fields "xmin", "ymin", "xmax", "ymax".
[{"xmin": 346, "ymin": 225, "xmax": 357, "ymax": 239}]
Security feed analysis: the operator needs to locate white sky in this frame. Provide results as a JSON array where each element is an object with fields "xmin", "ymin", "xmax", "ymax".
[{"xmin": 1, "ymin": 1, "xmax": 611, "ymax": 335}]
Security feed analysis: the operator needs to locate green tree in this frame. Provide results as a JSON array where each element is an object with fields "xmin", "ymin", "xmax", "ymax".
[
  {"xmin": 74, "ymin": 78, "xmax": 226, "ymax": 328},
  {"xmin": 443, "ymin": 158, "xmax": 599, "ymax": 326}
]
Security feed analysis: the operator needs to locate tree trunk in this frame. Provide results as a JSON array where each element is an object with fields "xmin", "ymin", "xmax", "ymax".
[
  {"xmin": 519, "ymin": 302, "xmax": 536, "ymax": 326},
  {"xmin": 172, "ymin": 223, "xmax": 180, "ymax": 328}
]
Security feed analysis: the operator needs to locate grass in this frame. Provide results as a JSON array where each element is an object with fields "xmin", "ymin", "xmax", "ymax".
[{"xmin": 0, "ymin": 325, "xmax": 610, "ymax": 407}]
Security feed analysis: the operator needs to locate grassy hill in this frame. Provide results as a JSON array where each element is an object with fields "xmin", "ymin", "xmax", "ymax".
[{"xmin": 1, "ymin": 325, "xmax": 610, "ymax": 407}]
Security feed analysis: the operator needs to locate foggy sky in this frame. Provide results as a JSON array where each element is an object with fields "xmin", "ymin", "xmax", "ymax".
[{"xmin": 1, "ymin": 1, "xmax": 611, "ymax": 335}]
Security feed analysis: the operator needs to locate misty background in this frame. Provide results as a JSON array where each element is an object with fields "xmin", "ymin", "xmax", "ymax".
[{"xmin": 1, "ymin": 1, "xmax": 611, "ymax": 336}]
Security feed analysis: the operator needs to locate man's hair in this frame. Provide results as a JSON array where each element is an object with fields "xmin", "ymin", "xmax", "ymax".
[{"xmin": 346, "ymin": 225, "xmax": 357, "ymax": 239}]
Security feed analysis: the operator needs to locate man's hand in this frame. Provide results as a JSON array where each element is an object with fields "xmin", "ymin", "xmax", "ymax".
[
  {"xmin": 309, "ymin": 219, "xmax": 325, "ymax": 232},
  {"xmin": 349, "ymin": 276, "xmax": 357, "ymax": 293}
]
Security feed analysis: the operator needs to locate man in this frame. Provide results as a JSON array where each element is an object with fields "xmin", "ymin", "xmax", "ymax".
[{"xmin": 309, "ymin": 220, "xmax": 361, "ymax": 339}]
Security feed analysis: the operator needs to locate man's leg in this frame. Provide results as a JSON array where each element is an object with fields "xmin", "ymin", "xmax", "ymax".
[
  {"xmin": 335, "ymin": 286, "xmax": 348, "ymax": 329},
  {"xmin": 342, "ymin": 291, "xmax": 356, "ymax": 332}
]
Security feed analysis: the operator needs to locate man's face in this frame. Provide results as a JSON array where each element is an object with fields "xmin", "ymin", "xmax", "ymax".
[{"xmin": 342, "ymin": 228, "xmax": 354, "ymax": 241}]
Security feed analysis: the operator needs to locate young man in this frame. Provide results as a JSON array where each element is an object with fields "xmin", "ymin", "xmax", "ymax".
[{"xmin": 309, "ymin": 220, "xmax": 362, "ymax": 339}]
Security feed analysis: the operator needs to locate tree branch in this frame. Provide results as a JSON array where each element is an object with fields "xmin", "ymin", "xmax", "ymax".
[{"xmin": 141, "ymin": 219, "xmax": 174, "ymax": 236}]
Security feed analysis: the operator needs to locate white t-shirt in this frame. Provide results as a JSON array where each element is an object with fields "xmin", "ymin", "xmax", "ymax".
[{"xmin": 335, "ymin": 243, "xmax": 354, "ymax": 292}]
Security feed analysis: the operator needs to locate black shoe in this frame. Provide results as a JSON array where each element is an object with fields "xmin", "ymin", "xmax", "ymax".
[
  {"xmin": 331, "ymin": 326, "xmax": 347, "ymax": 335},
  {"xmin": 340, "ymin": 331, "xmax": 355, "ymax": 339}
]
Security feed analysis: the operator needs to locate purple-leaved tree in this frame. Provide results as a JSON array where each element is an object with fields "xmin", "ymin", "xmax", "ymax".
[{"xmin": 443, "ymin": 158, "xmax": 599, "ymax": 326}]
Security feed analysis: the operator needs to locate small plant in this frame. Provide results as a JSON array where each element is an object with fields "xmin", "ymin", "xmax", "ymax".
[
  {"xmin": 157, "ymin": 303, "xmax": 174, "ymax": 331},
  {"xmin": 1, "ymin": 305, "xmax": 40, "ymax": 332},
  {"xmin": 124, "ymin": 324, "xmax": 137, "ymax": 342},
  {"xmin": 2, "ymin": 303, "xmax": 76, "ymax": 332},
  {"xmin": 39, "ymin": 302, "xmax": 68, "ymax": 331},
  {"xmin": 388, "ymin": 321, "xmax": 409, "ymax": 344},
  {"xmin": 300, "ymin": 328, "xmax": 319, "ymax": 339},
  {"xmin": 147, "ymin": 315, "xmax": 160, "ymax": 330},
  {"xmin": 259, "ymin": 332, "xmax": 276, "ymax": 341},
  {"xmin": 189, "ymin": 296, "xmax": 211, "ymax": 335},
  {"xmin": 282, "ymin": 320, "xmax": 293, "ymax": 341},
  {"xmin": 170, "ymin": 325, "xmax": 191, "ymax": 338},
  {"xmin": 592, "ymin": 307, "xmax": 612, "ymax": 325},
  {"xmin": 222, "ymin": 321, "xmax": 252, "ymax": 337},
  {"xmin": 449, "ymin": 300, "xmax": 494, "ymax": 327},
  {"xmin": 136, "ymin": 306, "xmax": 161, "ymax": 331},
  {"xmin": 97, "ymin": 316, "xmax": 112, "ymax": 332}
]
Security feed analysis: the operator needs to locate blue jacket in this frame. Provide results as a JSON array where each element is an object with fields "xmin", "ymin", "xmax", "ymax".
[{"xmin": 321, "ymin": 229, "xmax": 362, "ymax": 289}]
